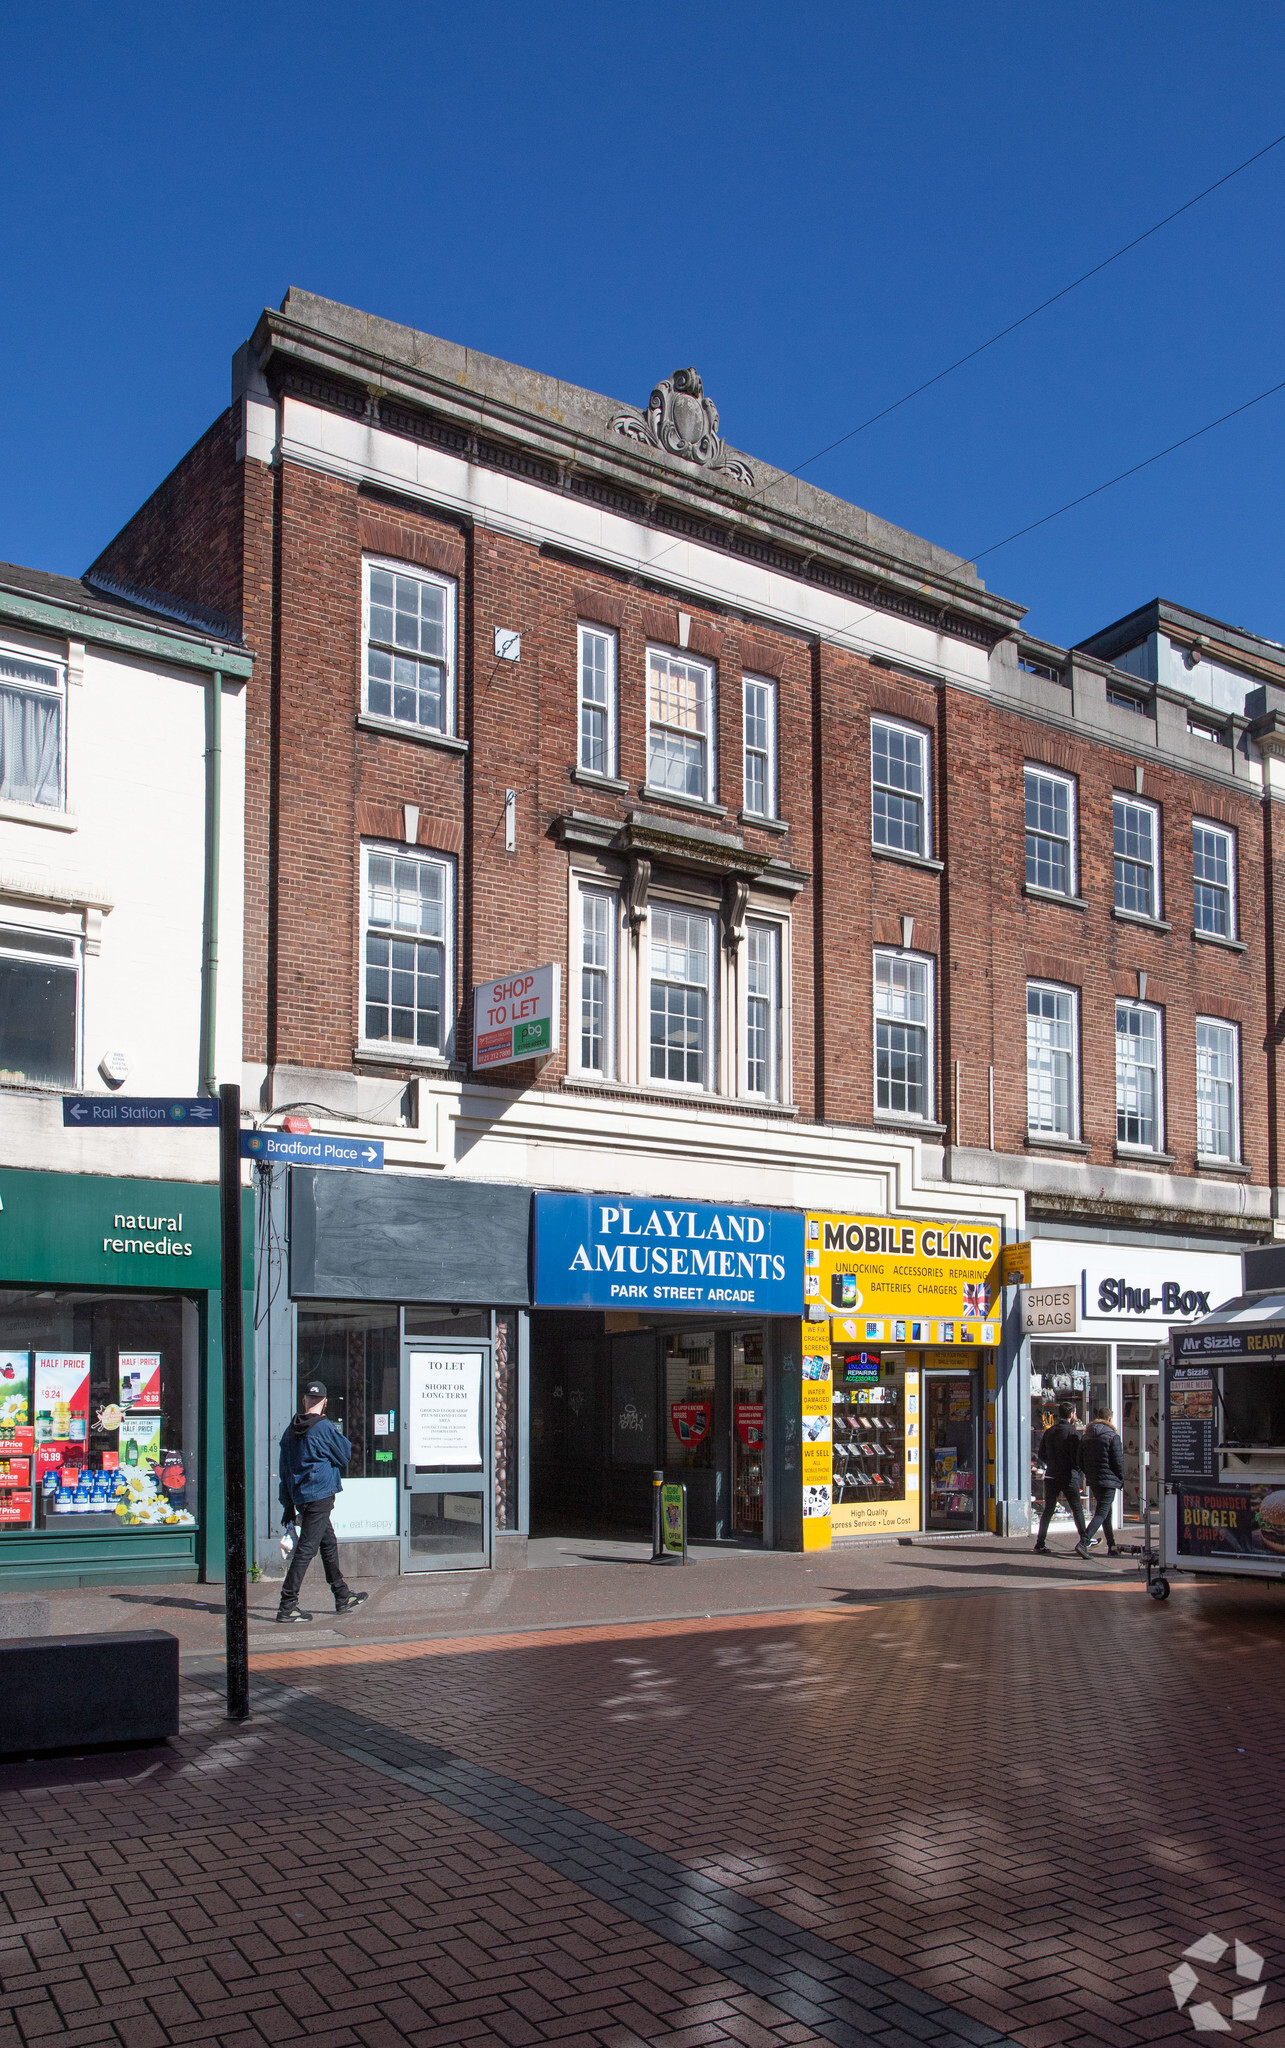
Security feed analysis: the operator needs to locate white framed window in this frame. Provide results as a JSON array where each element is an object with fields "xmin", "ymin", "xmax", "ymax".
[
  {"xmin": 1113, "ymin": 795, "xmax": 1160, "ymax": 918},
  {"xmin": 0, "ymin": 920, "xmax": 80, "ymax": 1088},
  {"xmin": 649, "ymin": 906, "xmax": 715, "ymax": 1088},
  {"xmin": 578, "ymin": 625, "xmax": 617, "ymax": 777},
  {"xmin": 743, "ymin": 921, "xmax": 781, "ymax": 1101},
  {"xmin": 873, "ymin": 950, "xmax": 933, "ymax": 1120},
  {"xmin": 647, "ymin": 648, "xmax": 715, "ymax": 801},
  {"xmin": 577, "ymin": 885, "xmax": 618, "ymax": 1078},
  {"xmin": 1115, "ymin": 1002, "xmax": 1163, "ymax": 1151},
  {"xmin": 1027, "ymin": 982, "xmax": 1078, "ymax": 1138},
  {"xmin": 1196, "ymin": 1018, "xmax": 1240, "ymax": 1162},
  {"xmin": 0, "ymin": 649, "xmax": 65, "ymax": 810},
  {"xmin": 363, "ymin": 557, "xmax": 456, "ymax": 735},
  {"xmin": 742, "ymin": 675, "xmax": 776, "ymax": 819},
  {"xmin": 871, "ymin": 718, "xmax": 929, "ymax": 856},
  {"xmin": 361, "ymin": 844, "xmax": 453, "ymax": 1054},
  {"xmin": 1024, "ymin": 767, "xmax": 1076, "ymax": 895},
  {"xmin": 1193, "ymin": 821, "xmax": 1235, "ymax": 938}
]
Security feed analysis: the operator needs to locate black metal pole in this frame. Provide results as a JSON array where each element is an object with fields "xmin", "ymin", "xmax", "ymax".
[{"xmin": 219, "ymin": 1082, "xmax": 249, "ymax": 1721}]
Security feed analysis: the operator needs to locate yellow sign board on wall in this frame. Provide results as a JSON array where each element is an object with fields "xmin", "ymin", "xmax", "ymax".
[{"xmin": 804, "ymin": 1211, "xmax": 1002, "ymax": 1337}]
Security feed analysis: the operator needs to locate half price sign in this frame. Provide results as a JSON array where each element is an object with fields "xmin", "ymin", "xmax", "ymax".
[{"xmin": 473, "ymin": 963, "xmax": 561, "ymax": 1070}]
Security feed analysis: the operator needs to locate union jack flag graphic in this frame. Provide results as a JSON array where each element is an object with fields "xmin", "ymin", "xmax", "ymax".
[{"xmin": 962, "ymin": 1282, "xmax": 990, "ymax": 1319}]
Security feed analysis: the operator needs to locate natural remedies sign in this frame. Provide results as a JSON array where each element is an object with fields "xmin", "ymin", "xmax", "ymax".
[{"xmin": 534, "ymin": 1193, "xmax": 803, "ymax": 1313}]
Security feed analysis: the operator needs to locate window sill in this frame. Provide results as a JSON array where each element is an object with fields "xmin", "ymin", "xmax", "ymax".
[
  {"xmin": 353, "ymin": 1042, "xmax": 456, "ymax": 1071},
  {"xmin": 1023, "ymin": 883, "xmax": 1085, "ymax": 910},
  {"xmin": 739, "ymin": 809, "xmax": 790, "ymax": 836},
  {"xmin": 873, "ymin": 1115, "xmax": 948, "ymax": 1136},
  {"xmin": 1114, "ymin": 1145, "xmax": 1176, "ymax": 1166},
  {"xmin": 871, "ymin": 846, "xmax": 945, "ymax": 875},
  {"xmin": 560, "ymin": 1075, "xmax": 799, "ymax": 1117},
  {"xmin": 0, "ymin": 799, "xmax": 78, "ymax": 832},
  {"xmin": 1193, "ymin": 928, "xmax": 1247, "ymax": 953},
  {"xmin": 357, "ymin": 712, "xmax": 469, "ymax": 754},
  {"xmin": 1025, "ymin": 1132, "xmax": 1090, "ymax": 1154},
  {"xmin": 572, "ymin": 766, "xmax": 629, "ymax": 795},
  {"xmin": 1112, "ymin": 907, "xmax": 1171, "ymax": 934},
  {"xmin": 640, "ymin": 784, "xmax": 728, "ymax": 819},
  {"xmin": 1195, "ymin": 1154, "xmax": 1252, "ymax": 1177}
]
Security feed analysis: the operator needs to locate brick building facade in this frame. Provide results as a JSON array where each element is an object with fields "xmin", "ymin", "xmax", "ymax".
[{"xmin": 85, "ymin": 290, "xmax": 1285, "ymax": 1571}]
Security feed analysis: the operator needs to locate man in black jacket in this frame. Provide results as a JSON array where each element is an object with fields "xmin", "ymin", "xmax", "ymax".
[
  {"xmin": 1076, "ymin": 1406, "xmax": 1126, "ymax": 1558},
  {"xmin": 277, "ymin": 1381, "xmax": 369, "ymax": 1623},
  {"xmin": 1033, "ymin": 1401, "xmax": 1088, "ymax": 1552}
]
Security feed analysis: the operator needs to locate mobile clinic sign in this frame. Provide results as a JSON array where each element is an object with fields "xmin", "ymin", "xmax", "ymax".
[
  {"xmin": 534, "ymin": 1193, "xmax": 803, "ymax": 1312},
  {"xmin": 473, "ymin": 964, "xmax": 560, "ymax": 1069}
]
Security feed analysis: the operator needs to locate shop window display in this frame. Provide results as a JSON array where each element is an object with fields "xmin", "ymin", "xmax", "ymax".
[
  {"xmin": 731, "ymin": 1329, "xmax": 764, "ymax": 1536},
  {"xmin": 665, "ymin": 1331, "xmax": 715, "ymax": 1468},
  {"xmin": 1030, "ymin": 1342, "xmax": 1109, "ymax": 1523},
  {"xmin": 0, "ymin": 1291, "xmax": 198, "ymax": 1532}
]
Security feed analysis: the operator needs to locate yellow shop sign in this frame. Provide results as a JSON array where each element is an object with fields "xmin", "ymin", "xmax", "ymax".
[{"xmin": 804, "ymin": 1210, "xmax": 1002, "ymax": 1338}]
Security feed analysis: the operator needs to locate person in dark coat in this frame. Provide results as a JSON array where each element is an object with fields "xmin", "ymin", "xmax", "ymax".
[
  {"xmin": 1076, "ymin": 1406, "xmax": 1126, "ymax": 1558},
  {"xmin": 1033, "ymin": 1400, "xmax": 1088, "ymax": 1551},
  {"xmin": 276, "ymin": 1380, "xmax": 368, "ymax": 1623}
]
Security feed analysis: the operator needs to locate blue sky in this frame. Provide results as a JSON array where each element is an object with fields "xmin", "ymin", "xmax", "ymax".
[{"xmin": 2, "ymin": 1, "xmax": 1282, "ymax": 650}]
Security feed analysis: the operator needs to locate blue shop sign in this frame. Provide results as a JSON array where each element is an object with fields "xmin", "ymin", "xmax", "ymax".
[{"xmin": 533, "ymin": 1192, "xmax": 803, "ymax": 1313}]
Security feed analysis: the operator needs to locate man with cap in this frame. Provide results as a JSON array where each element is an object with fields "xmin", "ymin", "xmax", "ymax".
[{"xmin": 276, "ymin": 1380, "xmax": 368, "ymax": 1623}]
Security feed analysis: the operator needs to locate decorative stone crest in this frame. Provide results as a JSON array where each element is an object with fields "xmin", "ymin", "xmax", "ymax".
[{"xmin": 611, "ymin": 369, "xmax": 754, "ymax": 486}]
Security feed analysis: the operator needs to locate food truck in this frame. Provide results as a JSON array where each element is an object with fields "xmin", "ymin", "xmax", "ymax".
[{"xmin": 1150, "ymin": 1250, "xmax": 1285, "ymax": 1602}]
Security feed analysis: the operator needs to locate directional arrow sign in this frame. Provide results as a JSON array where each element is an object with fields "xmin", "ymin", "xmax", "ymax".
[
  {"xmin": 63, "ymin": 1096, "xmax": 219, "ymax": 1128},
  {"xmin": 239, "ymin": 1132, "xmax": 385, "ymax": 1170}
]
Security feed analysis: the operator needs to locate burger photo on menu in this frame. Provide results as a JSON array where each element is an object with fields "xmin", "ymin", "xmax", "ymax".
[{"xmin": 1255, "ymin": 1489, "xmax": 1285, "ymax": 1554}]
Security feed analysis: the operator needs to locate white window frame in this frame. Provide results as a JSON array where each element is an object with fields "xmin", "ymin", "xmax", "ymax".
[
  {"xmin": 1026, "ymin": 981, "xmax": 1079, "ymax": 1140},
  {"xmin": 577, "ymin": 623, "xmax": 618, "ymax": 779},
  {"xmin": 1024, "ymin": 766, "xmax": 1076, "ymax": 897},
  {"xmin": 357, "ymin": 842, "xmax": 455, "ymax": 1062},
  {"xmin": 646, "ymin": 646, "xmax": 717, "ymax": 804},
  {"xmin": 872, "ymin": 949, "xmax": 934, "ymax": 1122},
  {"xmin": 0, "ymin": 910, "xmax": 82, "ymax": 1090},
  {"xmin": 0, "ymin": 643, "xmax": 67, "ymax": 813},
  {"xmin": 741, "ymin": 919, "xmax": 783, "ymax": 1102},
  {"xmin": 871, "ymin": 716, "xmax": 930, "ymax": 857},
  {"xmin": 361, "ymin": 554, "xmax": 457, "ymax": 737},
  {"xmin": 1196, "ymin": 1017, "xmax": 1241, "ymax": 1163},
  {"xmin": 1113, "ymin": 794, "xmax": 1161, "ymax": 919},
  {"xmin": 1115, "ymin": 1000, "xmax": 1164, "ymax": 1153},
  {"xmin": 1192, "ymin": 820, "xmax": 1236, "ymax": 939},
  {"xmin": 572, "ymin": 881, "xmax": 619, "ymax": 1079},
  {"xmin": 647, "ymin": 903, "xmax": 718, "ymax": 1092},
  {"xmin": 742, "ymin": 674, "xmax": 777, "ymax": 819}
]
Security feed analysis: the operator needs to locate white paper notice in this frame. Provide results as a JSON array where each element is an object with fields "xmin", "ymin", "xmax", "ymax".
[{"xmin": 408, "ymin": 1351, "xmax": 483, "ymax": 1468}]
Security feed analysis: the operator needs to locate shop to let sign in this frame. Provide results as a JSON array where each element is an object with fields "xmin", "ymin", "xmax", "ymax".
[
  {"xmin": 408, "ymin": 1350, "xmax": 483, "ymax": 1468},
  {"xmin": 534, "ymin": 1192, "xmax": 802, "ymax": 1312},
  {"xmin": 473, "ymin": 964, "xmax": 560, "ymax": 1069},
  {"xmin": 805, "ymin": 1211, "xmax": 1001, "ymax": 1340}
]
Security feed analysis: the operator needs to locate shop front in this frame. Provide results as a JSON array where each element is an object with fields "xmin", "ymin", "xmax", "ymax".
[
  {"xmin": 801, "ymin": 1210, "xmax": 1007, "ymax": 1548},
  {"xmin": 529, "ymin": 1192, "xmax": 801, "ymax": 1545},
  {"xmin": 265, "ymin": 1167, "xmax": 532, "ymax": 1575},
  {"xmin": 0, "ymin": 1167, "xmax": 248, "ymax": 1589},
  {"xmin": 1027, "ymin": 1236, "xmax": 1242, "ymax": 1540}
]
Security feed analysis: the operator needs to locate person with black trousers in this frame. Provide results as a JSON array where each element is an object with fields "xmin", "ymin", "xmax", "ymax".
[
  {"xmin": 276, "ymin": 1380, "xmax": 369, "ymax": 1623},
  {"xmin": 1033, "ymin": 1401, "xmax": 1088, "ymax": 1551},
  {"xmin": 1076, "ymin": 1406, "xmax": 1126, "ymax": 1558}
]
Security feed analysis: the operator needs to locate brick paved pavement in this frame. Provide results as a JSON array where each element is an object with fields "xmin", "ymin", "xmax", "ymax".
[{"xmin": 2, "ymin": 1573, "xmax": 1283, "ymax": 2048}]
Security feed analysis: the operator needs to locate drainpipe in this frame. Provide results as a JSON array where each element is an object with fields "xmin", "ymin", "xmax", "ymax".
[{"xmin": 201, "ymin": 667, "xmax": 223, "ymax": 1096}]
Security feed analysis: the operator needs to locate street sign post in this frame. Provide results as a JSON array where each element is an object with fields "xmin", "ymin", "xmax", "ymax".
[
  {"xmin": 239, "ymin": 1132, "xmax": 384, "ymax": 1170},
  {"xmin": 219, "ymin": 1085, "xmax": 249, "ymax": 1725},
  {"xmin": 63, "ymin": 1096, "xmax": 218, "ymax": 1128}
]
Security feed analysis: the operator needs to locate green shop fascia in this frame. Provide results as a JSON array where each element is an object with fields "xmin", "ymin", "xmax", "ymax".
[{"xmin": 0, "ymin": 1168, "xmax": 252, "ymax": 1589}]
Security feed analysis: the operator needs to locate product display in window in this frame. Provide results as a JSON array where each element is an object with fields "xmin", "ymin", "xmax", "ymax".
[
  {"xmin": 831, "ymin": 1351, "xmax": 905, "ymax": 1503},
  {"xmin": 0, "ymin": 1295, "xmax": 198, "ymax": 1536}
]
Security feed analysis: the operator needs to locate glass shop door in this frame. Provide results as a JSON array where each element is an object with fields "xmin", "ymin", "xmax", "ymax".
[
  {"xmin": 731, "ymin": 1329, "xmax": 765, "ymax": 1538},
  {"xmin": 923, "ymin": 1371, "xmax": 980, "ymax": 1532},
  {"xmin": 1119, "ymin": 1373, "xmax": 1160, "ymax": 1536},
  {"xmin": 400, "ymin": 1339, "xmax": 491, "ymax": 1571}
]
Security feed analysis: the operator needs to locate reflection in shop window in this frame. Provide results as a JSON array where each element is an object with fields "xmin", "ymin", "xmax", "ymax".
[
  {"xmin": 494, "ymin": 1312, "xmax": 518, "ymax": 1532},
  {"xmin": 294, "ymin": 1306, "xmax": 399, "ymax": 1486},
  {"xmin": 0, "ymin": 1291, "xmax": 198, "ymax": 1532},
  {"xmin": 732, "ymin": 1329, "xmax": 765, "ymax": 1536},
  {"xmin": 665, "ymin": 1331, "xmax": 715, "ymax": 1468}
]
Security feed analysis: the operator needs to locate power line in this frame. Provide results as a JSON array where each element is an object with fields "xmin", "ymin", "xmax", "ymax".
[
  {"xmin": 967, "ymin": 376, "xmax": 1285, "ymax": 563},
  {"xmin": 753, "ymin": 130, "xmax": 1285, "ymax": 496}
]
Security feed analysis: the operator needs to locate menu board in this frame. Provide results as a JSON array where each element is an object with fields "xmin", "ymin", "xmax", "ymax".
[
  {"xmin": 1166, "ymin": 1363, "xmax": 1216, "ymax": 1481},
  {"xmin": 1178, "ymin": 1485, "xmax": 1285, "ymax": 1558}
]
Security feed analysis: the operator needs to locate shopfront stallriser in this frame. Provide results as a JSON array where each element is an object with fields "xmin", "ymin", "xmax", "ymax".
[{"xmin": 0, "ymin": 1529, "xmax": 197, "ymax": 1589}]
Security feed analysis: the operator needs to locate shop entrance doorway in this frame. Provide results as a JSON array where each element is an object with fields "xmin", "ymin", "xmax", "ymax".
[
  {"xmin": 400, "ymin": 1331, "xmax": 492, "ymax": 1571},
  {"xmin": 923, "ymin": 1371, "xmax": 979, "ymax": 1531},
  {"xmin": 1119, "ymin": 1373, "xmax": 1160, "ymax": 1533}
]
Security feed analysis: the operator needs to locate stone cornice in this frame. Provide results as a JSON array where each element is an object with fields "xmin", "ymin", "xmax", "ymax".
[{"xmin": 553, "ymin": 807, "xmax": 808, "ymax": 894}]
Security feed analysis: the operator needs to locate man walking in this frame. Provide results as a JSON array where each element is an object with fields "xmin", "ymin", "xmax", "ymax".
[
  {"xmin": 1077, "ymin": 1405, "xmax": 1126, "ymax": 1559},
  {"xmin": 277, "ymin": 1380, "xmax": 368, "ymax": 1623},
  {"xmin": 1033, "ymin": 1400, "xmax": 1087, "ymax": 1552}
]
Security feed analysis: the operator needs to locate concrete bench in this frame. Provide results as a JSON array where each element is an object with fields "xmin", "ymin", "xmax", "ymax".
[{"xmin": 0, "ymin": 1630, "xmax": 180, "ymax": 1756}]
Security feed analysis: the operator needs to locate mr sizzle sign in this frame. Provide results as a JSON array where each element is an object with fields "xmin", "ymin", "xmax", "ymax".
[
  {"xmin": 473, "ymin": 964, "xmax": 560, "ymax": 1070},
  {"xmin": 534, "ymin": 1193, "xmax": 803, "ymax": 1313}
]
